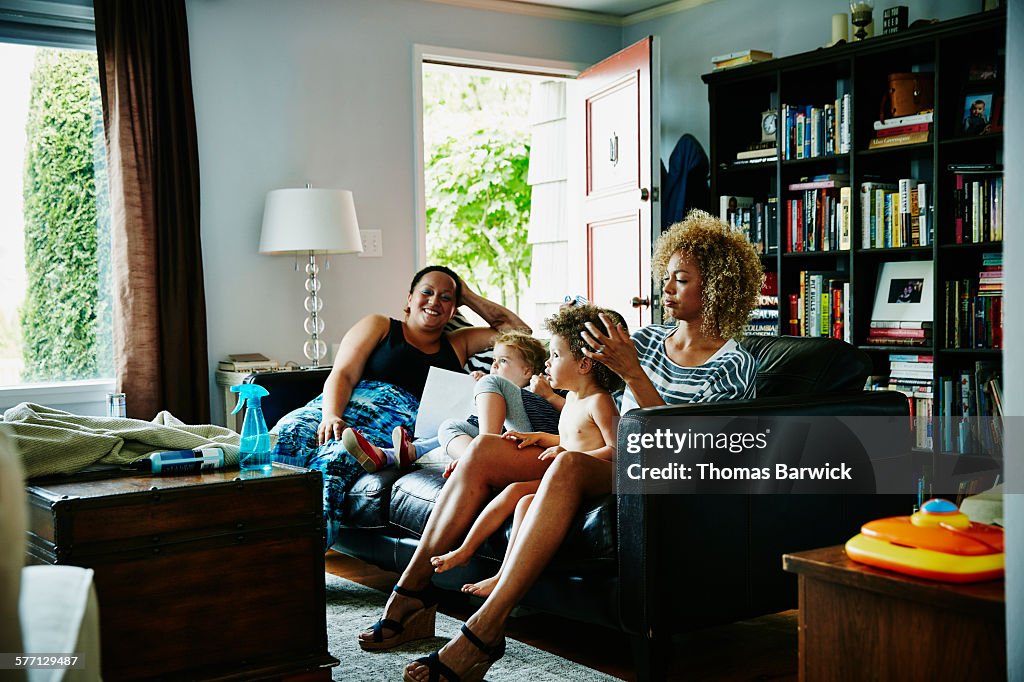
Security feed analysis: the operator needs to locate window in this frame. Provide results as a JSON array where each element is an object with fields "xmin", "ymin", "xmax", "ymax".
[{"xmin": 0, "ymin": 3, "xmax": 113, "ymax": 410}]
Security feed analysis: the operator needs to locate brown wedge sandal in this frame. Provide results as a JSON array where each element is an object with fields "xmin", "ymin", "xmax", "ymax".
[{"xmin": 358, "ymin": 584, "xmax": 439, "ymax": 651}]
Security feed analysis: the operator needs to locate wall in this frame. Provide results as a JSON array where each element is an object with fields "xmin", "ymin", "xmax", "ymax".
[
  {"xmin": 1003, "ymin": 0, "xmax": 1021, "ymax": 676},
  {"xmin": 624, "ymin": 0, "xmax": 977, "ymax": 162},
  {"xmin": 185, "ymin": 0, "xmax": 619, "ymax": 423}
]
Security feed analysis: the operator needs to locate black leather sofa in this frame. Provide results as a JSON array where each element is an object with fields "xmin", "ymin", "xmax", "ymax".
[{"xmin": 250, "ymin": 336, "xmax": 911, "ymax": 680}]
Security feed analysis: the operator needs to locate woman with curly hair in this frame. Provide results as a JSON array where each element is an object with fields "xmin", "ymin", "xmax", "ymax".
[
  {"xmin": 362, "ymin": 211, "xmax": 762, "ymax": 682},
  {"xmin": 589, "ymin": 208, "xmax": 763, "ymax": 412}
]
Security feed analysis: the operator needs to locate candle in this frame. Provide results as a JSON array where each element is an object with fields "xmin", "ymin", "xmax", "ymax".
[{"xmin": 832, "ymin": 13, "xmax": 849, "ymax": 44}]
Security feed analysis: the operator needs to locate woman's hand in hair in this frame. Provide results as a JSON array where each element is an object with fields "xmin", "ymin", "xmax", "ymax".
[{"xmin": 580, "ymin": 312, "xmax": 642, "ymax": 381}]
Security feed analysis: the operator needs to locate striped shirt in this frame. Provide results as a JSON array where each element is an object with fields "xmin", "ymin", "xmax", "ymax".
[
  {"xmin": 466, "ymin": 387, "xmax": 561, "ymax": 435},
  {"xmin": 619, "ymin": 325, "xmax": 756, "ymax": 414}
]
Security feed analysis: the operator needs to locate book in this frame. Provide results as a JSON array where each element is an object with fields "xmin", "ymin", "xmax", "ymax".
[
  {"xmin": 876, "ymin": 123, "xmax": 930, "ymax": 137},
  {"xmin": 860, "ymin": 182, "xmax": 898, "ymax": 249},
  {"xmin": 229, "ymin": 353, "xmax": 271, "ymax": 362},
  {"xmin": 736, "ymin": 146, "xmax": 777, "ymax": 160},
  {"xmin": 711, "ymin": 49, "xmax": 773, "ymax": 64},
  {"xmin": 871, "ymin": 320, "xmax": 933, "ymax": 329},
  {"xmin": 868, "ymin": 327, "xmax": 931, "ymax": 338},
  {"xmin": 873, "ymin": 112, "xmax": 934, "ymax": 129},
  {"xmin": 838, "ymin": 186, "xmax": 852, "ymax": 251},
  {"xmin": 218, "ymin": 359, "xmax": 280, "ymax": 372},
  {"xmin": 867, "ymin": 131, "xmax": 930, "ymax": 149},
  {"xmin": 787, "ymin": 176, "xmax": 850, "ymax": 191}
]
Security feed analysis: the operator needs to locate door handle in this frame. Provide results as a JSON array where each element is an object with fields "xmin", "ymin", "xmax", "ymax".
[
  {"xmin": 639, "ymin": 187, "xmax": 650, "ymax": 201},
  {"xmin": 631, "ymin": 296, "xmax": 651, "ymax": 308}
]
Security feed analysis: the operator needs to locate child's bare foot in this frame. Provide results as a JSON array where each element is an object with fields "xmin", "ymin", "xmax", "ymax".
[
  {"xmin": 430, "ymin": 548, "xmax": 470, "ymax": 573},
  {"xmin": 461, "ymin": 575, "xmax": 499, "ymax": 597}
]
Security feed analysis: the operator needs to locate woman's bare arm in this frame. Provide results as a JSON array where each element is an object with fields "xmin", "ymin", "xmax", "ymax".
[
  {"xmin": 318, "ymin": 314, "xmax": 390, "ymax": 444},
  {"xmin": 449, "ymin": 281, "xmax": 531, "ymax": 361}
]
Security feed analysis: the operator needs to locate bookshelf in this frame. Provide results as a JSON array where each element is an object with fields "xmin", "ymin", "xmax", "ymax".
[{"xmin": 703, "ymin": 10, "xmax": 1005, "ymax": 494}]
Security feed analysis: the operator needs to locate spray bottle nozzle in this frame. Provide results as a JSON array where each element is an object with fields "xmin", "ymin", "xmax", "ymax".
[{"xmin": 230, "ymin": 384, "xmax": 270, "ymax": 414}]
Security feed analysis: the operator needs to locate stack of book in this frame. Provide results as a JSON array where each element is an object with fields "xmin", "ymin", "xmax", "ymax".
[
  {"xmin": 885, "ymin": 353, "xmax": 934, "ymax": 448},
  {"xmin": 745, "ymin": 271, "xmax": 779, "ymax": 336},
  {"xmin": 217, "ymin": 353, "xmax": 281, "ymax": 372},
  {"xmin": 736, "ymin": 142, "xmax": 777, "ymax": 162},
  {"xmin": 935, "ymin": 361, "xmax": 1001, "ymax": 456},
  {"xmin": 781, "ymin": 82, "xmax": 850, "ymax": 160},
  {"xmin": 950, "ymin": 164, "xmax": 1003, "ymax": 243},
  {"xmin": 866, "ymin": 320, "xmax": 932, "ymax": 347},
  {"xmin": 944, "ymin": 253, "xmax": 1003, "ymax": 349},
  {"xmin": 711, "ymin": 49, "xmax": 772, "ymax": 70},
  {"xmin": 867, "ymin": 111, "xmax": 932, "ymax": 149},
  {"xmin": 785, "ymin": 175, "xmax": 852, "ymax": 252},
  {"xmin": 789, "ymin": 270, "xmax": 848, "ymax": 340},
  {"xmin": 859, "ymin": 178, "xmax": 931, "ymax": 248},
  {"xmin": 718, "ymin": 195, "xmax": 778, "ymax": 254}
]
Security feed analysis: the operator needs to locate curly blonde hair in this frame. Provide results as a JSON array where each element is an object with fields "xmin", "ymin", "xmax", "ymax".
[
  {"xmin": 652, "ymin": 209, "xmax": 763, "ymax": 339},
  {"xmin": 493, "ymin": 330, "xmax": 548, "ymax": 375},
  {"xmin": 543, "ymin": 304, "xmax": 627, "ymax": 393}
]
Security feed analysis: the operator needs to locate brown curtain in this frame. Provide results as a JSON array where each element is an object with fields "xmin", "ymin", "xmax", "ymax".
[{"xmin": 94, "ymin": 0, "xmax": 210, "ymax": 423}]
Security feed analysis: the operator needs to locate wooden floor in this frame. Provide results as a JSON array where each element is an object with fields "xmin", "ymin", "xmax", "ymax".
[{"xmin": 326, "ymin": 551, "xmax": 798, "ymax": 681}]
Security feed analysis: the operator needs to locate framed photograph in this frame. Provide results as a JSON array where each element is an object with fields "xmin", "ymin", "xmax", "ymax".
[
  {"xmin": 961, "ymin": 90, "xmax": 995, "ymax": 136},
  {"xmin": 871, "ymin": 260, "xmax": 934, "ymax": 322}
]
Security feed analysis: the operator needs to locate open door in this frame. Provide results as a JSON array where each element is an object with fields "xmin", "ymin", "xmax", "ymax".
[{"xmin": 569, "ymin": 36, "xmax": 659, "ymax": 329}]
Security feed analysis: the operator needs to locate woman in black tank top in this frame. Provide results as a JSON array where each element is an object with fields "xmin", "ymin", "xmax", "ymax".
[{"xmin": 270, "ymin": 265, "xmax": 529, "ymax": 555}]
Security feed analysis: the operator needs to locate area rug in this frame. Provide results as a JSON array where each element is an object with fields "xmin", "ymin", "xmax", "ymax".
[{"xmin": 325, "ymin": 573, "xmax": 619, "ymax": 681}]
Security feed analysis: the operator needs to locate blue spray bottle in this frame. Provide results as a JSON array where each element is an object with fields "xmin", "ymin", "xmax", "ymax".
[{"xmin": 231, "ymin": 384, "xmax": 272, "ymax": 473}]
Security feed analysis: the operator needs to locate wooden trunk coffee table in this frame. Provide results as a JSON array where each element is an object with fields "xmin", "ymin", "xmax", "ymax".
[
  {"xmin": 26, "ymin": 463, "xmax": 338, "ymax": 681},
  {"xmin": 783, "ymin": 545, "xmax": 1005, "ymax": 682}
]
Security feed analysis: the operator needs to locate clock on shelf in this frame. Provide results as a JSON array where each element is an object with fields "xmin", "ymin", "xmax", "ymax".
[{"xmin": 761, "ymin": 109, "xmax": 778, "ymax": 144}]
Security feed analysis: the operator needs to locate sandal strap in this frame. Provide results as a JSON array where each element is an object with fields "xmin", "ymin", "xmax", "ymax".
[
  {"xmin": 413, "ymin": 652, "xmax": 460, "ymax": 682},
  {"xmin": 394, "ymin": 583, "xmax": 438, "ymax": 606},
  {"xmin": 369, "ymin": 617, "xmax": 403, "ymax": 642},
  {"xmin": 460, "ymin": 623, "xmax": 505, "ymax": 661}
]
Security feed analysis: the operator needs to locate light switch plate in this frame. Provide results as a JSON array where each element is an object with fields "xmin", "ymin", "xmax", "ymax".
[{"xmin": 359, "ymin": 229, "xmax": 382, "ymax": 258}]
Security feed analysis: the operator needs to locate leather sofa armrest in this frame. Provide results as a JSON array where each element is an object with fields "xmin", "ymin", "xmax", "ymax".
[{"xmin": 613, "ymin": 390, "xmax": 910, "ymax": 634}]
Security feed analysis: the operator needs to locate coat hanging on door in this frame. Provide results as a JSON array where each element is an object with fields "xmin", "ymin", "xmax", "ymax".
[{"xmin": 660, "ymin": 133, "xmax": 710, "ymax": 229}]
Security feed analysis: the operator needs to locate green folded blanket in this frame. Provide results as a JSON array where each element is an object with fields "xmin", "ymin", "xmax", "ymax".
[{"xmin": 1, "ymin": 402, "xmax": 241, "ymax": 479}]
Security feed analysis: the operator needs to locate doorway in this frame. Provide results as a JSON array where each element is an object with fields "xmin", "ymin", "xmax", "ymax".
[{"xmin": 414, "ymin": 46, "xmax": 578, "ymax": 333}]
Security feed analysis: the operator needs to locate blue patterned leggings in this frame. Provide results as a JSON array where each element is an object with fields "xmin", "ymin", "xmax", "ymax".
[{"xmin": 270, "ymin": 380, "xmax": 419, "ymax": 550}]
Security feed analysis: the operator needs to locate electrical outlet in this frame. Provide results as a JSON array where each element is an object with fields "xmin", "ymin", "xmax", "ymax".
[{"xmin": 359, "ymin": 229, "xmax": 382, "ymax": 258}]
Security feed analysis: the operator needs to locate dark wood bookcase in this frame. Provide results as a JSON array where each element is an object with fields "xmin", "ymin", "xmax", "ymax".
[{"xmin": 703, "ymin": 10, "xmax": 1005, "ymax": 485}]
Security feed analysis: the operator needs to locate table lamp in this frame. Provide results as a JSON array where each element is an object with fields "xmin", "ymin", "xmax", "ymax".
[{"xmin": 260, "ymin": 187, "xmax": 362, "ymax": 367}]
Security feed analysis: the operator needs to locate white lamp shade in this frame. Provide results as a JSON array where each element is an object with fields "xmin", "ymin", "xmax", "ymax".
[{"xmin": 259, "ymin": 188, "xmax": 363, "ymax": 255}]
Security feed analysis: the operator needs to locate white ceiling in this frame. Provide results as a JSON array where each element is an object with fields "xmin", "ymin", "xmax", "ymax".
[{"xmin": 506, "ymin": 0, "xmax": 672, "ymax": 15}]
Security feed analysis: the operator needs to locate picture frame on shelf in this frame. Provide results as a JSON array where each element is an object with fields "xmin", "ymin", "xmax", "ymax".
[
  {"xmin": 960, "ymin": 90, "xmax": 996, "ymax": 136},
  {"xmin": 871, "ymin": 260, "xmax": 934, "ymax": 323}
]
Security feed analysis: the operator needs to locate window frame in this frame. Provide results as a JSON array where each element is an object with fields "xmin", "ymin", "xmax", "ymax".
[{"xmin": 0, "ymin": 0, "xmax": 114, "ymax": 414}]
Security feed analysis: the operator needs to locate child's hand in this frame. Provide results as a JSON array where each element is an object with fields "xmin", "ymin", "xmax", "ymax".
[
  {"xmin": 470, "ymin": 370, "xmax": 487, "ymax": 381},
  {"xmin": 538, "ymin": 446, "xmax": 565, "ymax": 461},
  {"xmin": 503, "ymin": 431, "xmax": 541, "ymax": 449},
  {"xmin": 442, "ymin": 459, "xmax": 459, "ymax": 479},
  {"xmin": 529, "ymin": 374, "xmax": 554, "ymax": 399}
]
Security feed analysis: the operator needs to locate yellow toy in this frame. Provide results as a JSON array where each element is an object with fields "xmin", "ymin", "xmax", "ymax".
[{"xmin": 845, "ymin": 498, "xmax": 1004, "ymax": 583}]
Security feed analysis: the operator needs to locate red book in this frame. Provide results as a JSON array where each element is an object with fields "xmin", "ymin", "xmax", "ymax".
[
  {"xmin": 875, "ymin": 123, "xmax": 931, "ymax": 138},
  {"xmin": 868, "ymin": 327, "xmax": 930, "ymax": 338},
  {"xmin": 788, "ymin": 293, "xmax": 800, "ymax": 336},
  {"xmin": 954, "ymin": 174, "xmax": 964, "ymax": 244}
]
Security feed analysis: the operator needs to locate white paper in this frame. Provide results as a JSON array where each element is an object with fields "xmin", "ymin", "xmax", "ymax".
[{"xmin": 414, "ymin": 367, "xmax": 478, "ymax": 439}]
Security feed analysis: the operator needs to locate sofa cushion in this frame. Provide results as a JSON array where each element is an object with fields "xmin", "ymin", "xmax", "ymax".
[
  {"xmin": 387, "ymin": 469, "xmax": 617, "ymax": 562},
  {"xmin": 341, "ymin": 468, "xmax": 406, "ymax": 529},
  {"xmin": 739, "ymin": 336, "xmax": 872, "ymax": 397}
]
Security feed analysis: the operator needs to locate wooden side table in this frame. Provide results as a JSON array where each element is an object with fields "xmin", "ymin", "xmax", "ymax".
[{"xmin": 783, "ymin": 545, "xmax": 1005, "ymax": 681}]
